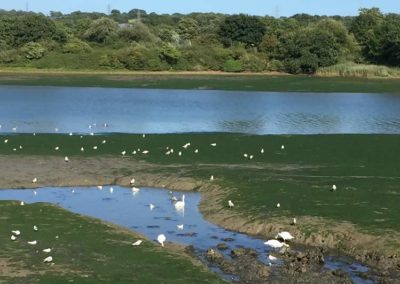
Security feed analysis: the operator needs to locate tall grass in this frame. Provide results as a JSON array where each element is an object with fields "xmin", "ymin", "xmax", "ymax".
[{"xmin": 317, "ymin": 63, "xmax": 400, "ymax": 78}]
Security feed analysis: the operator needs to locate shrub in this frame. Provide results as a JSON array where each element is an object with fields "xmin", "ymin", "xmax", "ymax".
[
  {"xmin": 22, "ymin": 42, "xmax": 45, "ymax": 60},
  {"xmin": 62, "ymin": 38, "xmax": 92, "ymax": 54},
  {"xmin": 0, "ymin": 49, "xmax": 19, "ymax": 63},
  {"xmin": 223, "ymin": 59, "xmax": 243, "ymax": 72}
]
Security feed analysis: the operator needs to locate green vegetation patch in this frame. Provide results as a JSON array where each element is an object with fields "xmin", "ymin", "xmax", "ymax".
[{"xmin": 0, "ymin": 201, "xmax": 223, "ymax": 283}]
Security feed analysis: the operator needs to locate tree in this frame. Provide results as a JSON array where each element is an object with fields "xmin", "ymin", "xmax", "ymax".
[
  {"xmin": 22, "ymin": 42, "xmax": 45, "ymax": 60},
  {"xmin": 218, "ymin": 14, "xmax": 266, "ymax": 47},
  {"xmin": 118, "ymin": 22, "xmax": 156, "ymax": 43},
  {"xmin": 84, "ymin": 17, "xmax": 118, "ymax": 43},
  {"xmin": 177, "ymin": 17, "xmax": 200, "ymax": 43}
]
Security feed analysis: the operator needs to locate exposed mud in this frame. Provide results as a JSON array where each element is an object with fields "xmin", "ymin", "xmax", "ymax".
[{"xmin": 1, "ymin": 155, "xmax": 400, "ymax": 282}]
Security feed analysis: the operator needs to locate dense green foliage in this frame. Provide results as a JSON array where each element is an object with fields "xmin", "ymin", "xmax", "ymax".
[{"xmin": 0, "ymin": 8, "xmax": 399, "ymax": 74}]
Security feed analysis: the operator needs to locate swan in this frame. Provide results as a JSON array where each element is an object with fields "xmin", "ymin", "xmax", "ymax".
[
  {"xmin": 276, "ymin": 231, "xmax": 294, "ymax": 242},
  {"xmin": 177, "ymin": 224, "xmax": 184, "ymax": 230},
  {"xmin": 174, "ymin": 195, "xmax": 185, "ymax": 210},
  {"xmin": 182, "ymin": 143, "xmax": 191, "ymax": 149},
  {"xmin": 157, "ymin": 234, "xmax": 166, "ymax": 247},
  {"xmin": 27, "ymin": 240, "xmax": 37, "ymax": 245},
  {"xmin": 42, "ymin": 248, "xmax": 51, "ymax": 253},
  {"xmin": 43, "ymin": 256, "xmax": 53, "ymax": 263},
  {"xmin": 228, "ymin": 200, "xmax": 234, "ymax": 208},
  {"xmin": 132, "ymin": 240, "xmax": 143, "ymax": 246},
  {"xmin": 264, "ymin": 239, "xmax": 289, "ymax": 249},
  {"xmin": 171, "ymin": 196, "xmax": 178, "ymax": 202}
]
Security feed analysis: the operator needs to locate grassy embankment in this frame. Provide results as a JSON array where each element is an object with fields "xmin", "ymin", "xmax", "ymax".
[{"xmin": 1, "ymin": 69, "xmax": 400, "ymax": 93}]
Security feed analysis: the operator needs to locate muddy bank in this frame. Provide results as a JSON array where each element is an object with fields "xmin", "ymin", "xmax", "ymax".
[{"xmin": 1, "ymin": 155, "xmax": 399, "ymax": 281}]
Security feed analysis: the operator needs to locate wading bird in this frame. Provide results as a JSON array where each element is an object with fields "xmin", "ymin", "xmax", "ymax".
[
  {"xmin": 149, "ymin": 203, "xmax": 155, "ymax": 210},
  {"xmin": 32, "ymin": 178, "xmax": 37, "ymax": 183},
  {"xmin": 64, "ymin": 156, "xmax": 69, "ymax": 162},
  {"xmin": 43, "ymin": 256, "xmax": 53, "ymax": 263},
  {"xmin": 33, "ymin": 225, "xmax": 38, "ymax": 231},
  {"xmin": 228, "ymin": 200, "xmax": 234, "ymax": 208},
  {"xmin": 42, "ymin": 248, "xmax": 51, "ymax": 253},
  {"xmin": 132, "ymin": 240, "xmax": 143, "ymax": 246},
  {"xmin": 276, "ymin": 203, "xmax": 280, "ymax": 208},
  {"xmin": 281, "ymin": 145, "xmax": 285, "ymax": 150},
  {"xmin": 177, "ymin": 224, "xmax": 184, "ymax": 230},
  {"xmin": 27, "ymin": 240, "xmax": 37, "ymax": 245},
  {"xmin": 157, "ymin": 234, "xmax": 166, "ymax": 247},
  {"xmin": 130, "ymin": 178, "xmax": 135, "ymax": 185},
  {"xmin": 12, "ymin": 230, "xmax": 21, "ymax": 236},
  {"xmin": 11, "ymin": 235, "xmax": 16, "ymax": 241},
  {"xmin": 331, "ymin": 184, "xmax": 337, "ymax": 192}
]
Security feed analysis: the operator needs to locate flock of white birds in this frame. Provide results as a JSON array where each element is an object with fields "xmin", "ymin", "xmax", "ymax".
[{"xmin": 3, "ymin": 129, "xmax": 338, "ymax": 268}]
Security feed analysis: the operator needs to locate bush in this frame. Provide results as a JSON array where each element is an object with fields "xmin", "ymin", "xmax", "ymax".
[
  {"xmin": 99, "ymin": 54, "xmax": 124, "ymax": 69},
  {"xmin": 22, "ymin": 42, "xmax": 45, "ymax": 60},
  {"xmin": 159, "ymin": 43, "xmax": 181, "ymax": 65},
  {"xmin": 240, "ymin": 53, "xmax": 267, "ymax": 72},
  {"xmin": 0, "ymin": 49, "xmax": 19, "ymax": 63},
  {"xmin": 62, "ymin": 38, "xmax": 92, "ymax": 54},
  {"xmin": 117, "ymin": 45, "xmax": 166, "ymax": 70},
  {"xmin": 223, "ymin": 59, "xmax": 243, "ymax": 72}
]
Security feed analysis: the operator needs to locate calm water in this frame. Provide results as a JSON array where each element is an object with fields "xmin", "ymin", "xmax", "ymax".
[
  {"xmin": 0, "ymin": 86, "xmax": 399, "ymax": 134},
  {"xmin": 0, "ymin": 186, "xmax": 374, "ymax": 283}
]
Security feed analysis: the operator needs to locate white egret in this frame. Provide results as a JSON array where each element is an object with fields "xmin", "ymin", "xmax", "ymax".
[
  {"xmin": 332, "ymin": 184, "xmax": 337, "ymax": 191},
  {"xmin": 121, "ymin": 150, "xmax": 126, "ymax": 156},
  {"xmin": 171, "ymin": 196, "xmax": 178, "ymax": 202},
  {"xmin": 264, "ymin": 239, "xmax": 289, "ymax": 249},
  {"xmin": 170, "ymin": 149, "xmax": 174, "ymax": 153},
  {"xmin": 243, "ymin": 153, "xmax": 248, "ymax": 158},
  {"xmin": 142, "ymin": 134, "xmax": 146, "ymax": 138},
  {"xmin": 157, "ymin": 234, "xmax": 166, "ymax": 247},
  {"xmin": 142, "ymin": 150, "xmax": 149, "ymax": 154},
  {"xmin": 102, "ymin": 140, "xmax": 106, "ymax": 144},
  {"xmin": 210, "ymin": 175, "xmax": 214, "ymax": 181},
  {"xmin": 20, "ymin": 201, "xmax": 24, "ymax": 206},
  {"xmin": 276, "ymin": 231, "xmax": 294, "ymax": 242},
  {"xmin": 33, "ymin": 225, "xmax": 38, "ymax": 231},
  {"xmin": 268, "ymin": 255, "xmax": 278, "ymax": 262},
  {"xmin": 178, "ymin": 151, "xmax": 182, "ymax": 156},
  {"xmin": 109, "ymin": 187, "xmax": 114, "ymax": 194},
  {"xmin": 43, "ymin": 256, "xmax": 53, "ymax": 263},
  {"xmin": 19, "ymin": 145, "xmax": 23, "ymax": 149},
  {"xmin": 149, "ymin": 203, "xmax": 155, "ymax": 210},
  {"xmin": 165, "ymin": 151, "xmax": 171, "ymax": 155},
  {"xmin": 81, "ymin": 147, "xmax": 84, "ymax": 152},
  {"xmin": 4, "ymin": 139, "xmax": 8, "ymax": 143},
  {"xmin": 211, "ymin": 143, "xmax": 216, "ymax": 147},
  {"xmin": 11, "ymin": 235, "xmax": 16, "ymax": 241},
  {"xmin": 174, "ymin": 195, "xmax": 185, "ymax": 210},
  {"xmin": 12, "ymin": 127, "xmax": 16, "ymax": 132},
  {"xmin": 130, "ymin": 178, "xmax": 135, "ymax": 185},
  {"xmin": 69, "ymin": 132, "xmax": 73, "ymax": 136},
  {"xmin": 249, "ymin": 155, "xmax": 254, "ymax": 160},
  {"xmin": 132, "ymin": 151, "xmax": 137, "ymax": 155},
  {"xmin": 228, "ymin": 200, "xmax": 234, "ymax": 208},
  {"xmin": 261, "ymin": 148, "xmax": 264, "ymax": 154},
  {"xmin": 281, "ymin": 145, "xmax": 285, "ymax": 150},
  {"xmin": 132, "ymin": 187, "xmax": 140, "ymax": 193},
  {"xmin": 32, "ymin": 177, "xmax": 37, "ymax": 183},
  {"xmin": 64, "ymin": 156, "xmax": 69, "ymax": 162},
  {"xmin": 194, "ymin": 149, "xmax": 199, "ymax": 154},
  {"xmin": 93, "ymin": 146, "xmax": 98, "ymax": 150},
  {"xmin": 42, "ymin": 248, "xmax": 51, "ymax": 253},
  {"xmin": 132, "ymin": 240, "xmax": 142, "ymax": 246},
  {"xmin": 177, "ymin": 224, "xmax": 184, "ymax": 230},
  {"xmin": 292, "ymin": 218, "xmax": 297, "ymax": 225},
  {"xmin": 11, "ymin": 230, "xmax": 20, "ymax": 236},
  {"xmin": 276, "ymin": 203, "xmax": 281, "ymax": 208},
  {"xmin": 97, "ymin": 185, "xmax": 103, "ymax": 190},
  {"xmin": 27, "ymin": 240, "xmax": 37, "ymax": 245},
  {"xmin": 54, "ymin": 146, "xmax": 59, "ymax": 151},
  {"xmin": 33, "ymin": 190, "xmax": 37, "ymax": 196}
]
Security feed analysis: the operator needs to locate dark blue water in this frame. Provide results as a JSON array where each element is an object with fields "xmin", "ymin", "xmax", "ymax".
[
  {"xmin": 0, "ymin": 86, "xmax": 399, "ymax": 134},
  {"xmin": 0, "ymin": 186, "xmax": 374, "ymax": 283}
]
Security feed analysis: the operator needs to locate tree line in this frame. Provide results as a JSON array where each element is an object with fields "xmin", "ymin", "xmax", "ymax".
[{"xmin": 0, "ymin": 8, "xmax": 398, "ymax": 73}]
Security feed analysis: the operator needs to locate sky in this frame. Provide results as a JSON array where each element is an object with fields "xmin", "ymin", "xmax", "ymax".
[{"xmin": 0, "ymin": 0, "xmax": 398, "ymax": 17}]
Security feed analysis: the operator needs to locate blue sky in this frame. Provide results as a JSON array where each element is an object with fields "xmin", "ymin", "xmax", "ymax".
[{"xmin": 0, "ymin": 0, "xmax": 398, "ymax": 16}]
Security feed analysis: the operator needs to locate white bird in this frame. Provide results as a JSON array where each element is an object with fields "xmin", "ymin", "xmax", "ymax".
[
  {"xmin": 132, "ymin": 240, "xmax": 143, "ymax": 246},
  {"xmin": 276, "ymin": 203, "xmax": 281, "ymax": 208},
  {"xmin": 80, "ymin": 147, "xmax": 84, "ymax": 152},
  {"xmin": 261, "ymin": 148, "xmax": 264, "ymax": 154},
  {"xmin": 178, "ymin": 151, "xmax": 182, "ymax": 156},
  {"xmin": 292, "ymin": 218, "xmax": 297, "ymax": 225},
  {"xmin": 182, "ymin": 143, "xmax": 191, "ymax": 149},
  {"xmin": 194, "ymin": 149, "xmax": 199, "ymax": 154},
  {"xmin": 121, "ymin": 150, "xmax": 126, "ymax": 156},
  {"xmin": 211, "ymin": 143, "xmax": 217, "ymax": 147},
  {"xmin": 170, "ymin": 149, "xmax": 174, "ymax": 153},
  {"xmin": 268, "ymin": 255, "xmax": 278, "ymax": 262},
  {"xmin": 228, "ymin": 200, "xmax": 234, "ymax": 208},
  {"xmin": 276, "ymin": 231, "xmax": 294, "ymax": 242},
  {"xmin": 210, "ymin": 175, "xmax": 214, "ymax": 181},
  {"xmin": 33, "ymin": 190, "xmax": 37, "ymax": 196},
  {"xmin": 19, "ymin": 145, "xmax": 23, "ymax": 149},
  {"xmin": 32, "ymin": 178, "xmax": 37, "ymax": 183},
  {"xmin": 90, "ymin": 132, "xmax": 94, "ymax": 136},
  {"xmin": 71, "ymin": 189, "xmax": 75, "ymax": 194},
  {"xmin": 54, "ymin": 146, "xmax": 59, "ymax": 151},
  {"xmin": 281, "ymin": 145, "xmax": 285, "ymax": 150},
  {"xmin": 130, "ymin": 178, "xmax": 135, "ymax": 185},
  {"xmin": 69, "ymin": 132, "xmax": 73, "ymax": 136},
  {"xmin": 97, "ymin": 185, "xmax": 103, "ymax": 190},
  {"xmin": 33, "ymin": 225, "xmax": 38, "ymax": 231},
  {"xmin": 64, "ymin": 156, "xmax": 69, "ymax": 162},
  {"xmin": 264, "ymin": 239, "xmax": 289, "ymax": 249},
  {"xmin": 12, "ymin": 127, "xmax": 17, "ymax": 132},
  {"xmin": 43, "ymin": 256, "xmax": 53, "ymax": 263},
  {"xmin": 132, "ymin": 187, "xmax": 140, "ymax": 193},
  {"xmin": 12, "ymin": 230, "xmax": 21, "ymax": 236},
  {"xmin": 174, "ymin": 195, "xmax": 185, "ymax": 210},
  {"xmin": 243, "ymin": 153, "xmax": 248, "ymax": 158},
  {"xmin": 93, "ymin": 146, "xmax": 98, "ymax": 150},
  {"xmin": 249, "ymin": 155, "xmax": 254, "ymax": 160},
  {"xmin": 142, "ymin": 134, "xmax": 146, "ymax": 138},
  {"xmin": 177, "ymin": 224, "xmax": 184, "ymax": 230},
  {"xmin": 332, "ymin": 184, "xmax": 337, "ymax": 191},
  {"xmin": 42, "ymin": 248, "xmax": 51, "ymax": 253},
  {"xmin": 132, "ymin": 151, "xmax": 137, "ymax": 155},
  {"xmin": 165, "ymin": 151, "xmax": 171, "ymax": 155},
  {"xmin": 11, "ymin": 235, "xmax": 16, "ymax": 241},
  {"xmin": 149, "ymin": 203, "xmax": 155, "ymax": 210},
  {"xmin": 171, "ymin": 196, "xmax": 178, "ymax": 202},
  {"xmin": 54, "ymin": 128, "xmax": 59, "ymax": 132},
  {"xmin": 4, "ymin": 139, "xmax": 8, "ymax": 143},
  {"xmin": 142, "ymin": 150, "xmax": 149, "ymax": 154},
  {"xmin": 109, "ymin": 187, "xmax": 114, "ymax": 194},
  {"xmin": 20, "ymin": 201, "xmax": 24, "ymax": 206},
  {"xmin": 102, "ymin": 140, "xmax": 106, "ymax": 144},
  {"xmin": 27, "ymin": 240, "xmax": 37, "ymax": 245},
  {"xmin": 157, "ymin": 234, "xmax": 166, "ymax": 247}
]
